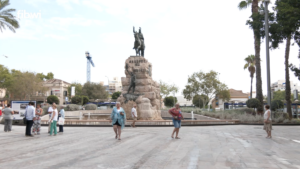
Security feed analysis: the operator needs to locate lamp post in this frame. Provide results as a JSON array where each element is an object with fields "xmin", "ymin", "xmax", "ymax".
[{"xmin": 264, "ymin": 0, "xmax": 272, "ymax": 108}]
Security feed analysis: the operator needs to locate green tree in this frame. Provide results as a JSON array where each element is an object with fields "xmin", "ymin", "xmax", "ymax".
[
  {"xmin": 71, "ymin": 95, "xmax": 81, "ymax": 104},
  {"xmin": 82, "ymin": 82, "xmax": 108, "ymax": 99},
  {"xmin": 111, "ymin": 91, "xmax": 121, "ymax": 99},
  {"xmin": 192, "ymin": 95, "xmax": 208, "ymax": 108},
  {"xmin": 36, "ymin": 72, "xmax": 54, "ymax": 80},
  {"xmin": 290, "ymin": 64, "xmax": 300, "ymax": 81},
  {"xmin": 183, "ymin": 70, "xmax": 230, "ymax": 108},
  {"xmin": 45, "ymin": 72, "xmax": 54, "ymax": 80},
  {"xmin": 269, "ymin": 0, "xmax": 300, "ymax": 119},
  {"xmin": 271, "ymin": 99, "xmax": 284, "ymax": 111},
  {"xmin": 8, "ymin": 70, "xmax": 45, "ymax": 100},
  {"xmin": 82, "ymin": 96, "xmax": 89, "ymax": 105},
  {"xmin": 159, "ymin": 80, "xmax": 179, "ymax": 98},
  {"xmin": 71, "ymin": 95, "xmax": 89, "ymax": 105},
  {"xmin": 238, "ymin": 0, "xmax": 264, "ymax": 112},
  {"xmin": 244, "ymin": 55, "xmax": 256, "ymax": 99},
  {"xmin": 272, "ymin": 90, "xmax": 285, "ymax": 101},
  {"xmin": 0, "ymin": 64, "xmax": 12, "ymax": 88},
  {"xmin": 0, "ymin": 0, "xmax": 20, "ymax": 33},
  {"xmin": 164, "ymin": 96, "xmax": 177, "ymax": 107},
  {"xmin": 47, "ymin": 95, "xmax": 59, "ymax": 104},
  {"xmin": 246, "ymin": 98, "xmax": 261, "ymax": 110},
  {"xmin": 68, "ymin": 82, "xmax": 82, "ymax": 97}
]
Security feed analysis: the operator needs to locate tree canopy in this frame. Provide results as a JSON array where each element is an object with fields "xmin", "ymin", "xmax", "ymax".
[
  {"xmin": 159, "ymin": 80, "xmax": 179, "ymax": 98},
  {"xmin": 111, "ymin": 91, "xmax": 121, "ymax": 99},
  {"xmin": 36, "ymin": 72, "xmax": 54, "ymax": 81},
  {"xmin": 81, "ymin": 82, "xmax": 109, "ymax": 99},
  {"xmin": 163, "ymin": 96, "xmax": 177, "ymax": 107},
  {"xmin": 183, "ymin": 70, "xmax": 230, "ymax": 108},
  {"xmin": 68, "ymin": 82, "xmax": 82, "ymax": 97}
]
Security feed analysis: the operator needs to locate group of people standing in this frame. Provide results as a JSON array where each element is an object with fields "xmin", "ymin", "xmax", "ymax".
[{"xmin": 23, "ymin": 102, "xmax": 64, "ymax": 137}]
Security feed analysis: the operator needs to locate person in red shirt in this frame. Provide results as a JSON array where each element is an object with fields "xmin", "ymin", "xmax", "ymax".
[{"xmin": 168, "ymin": 103, "xmax": 184, "ymax": 139}]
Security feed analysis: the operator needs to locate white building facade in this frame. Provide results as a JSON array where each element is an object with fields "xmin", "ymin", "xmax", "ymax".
[{"xmin": 272, "ymin": 80, "xmax": 300, "ymax": 92}]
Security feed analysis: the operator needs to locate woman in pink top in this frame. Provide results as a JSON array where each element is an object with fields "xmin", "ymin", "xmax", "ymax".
[{"xmin": 168, "ymin": 103, "xmax": 184, "ymax": 139}]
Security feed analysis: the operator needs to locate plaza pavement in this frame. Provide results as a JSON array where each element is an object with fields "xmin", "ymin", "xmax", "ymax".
[{"xmin": 0, "ymin": 125, "xmax": 300, "ymax": 169}]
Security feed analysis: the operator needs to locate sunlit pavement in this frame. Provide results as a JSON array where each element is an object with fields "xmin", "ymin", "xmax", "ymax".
[{"xmin": 1, "ymin": 125, "xmax": 300, "ymax": 169}]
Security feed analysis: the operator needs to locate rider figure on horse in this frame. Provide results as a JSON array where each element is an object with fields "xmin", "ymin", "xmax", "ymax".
[{"xmin": 133, "ymin": 27, "xmax": 145, "ymax": 56}]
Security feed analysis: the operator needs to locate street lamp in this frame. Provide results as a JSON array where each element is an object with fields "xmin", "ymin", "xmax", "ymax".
[{"xmin": 264, "ymin": 0, "xmax": 272, "ymax": 108}]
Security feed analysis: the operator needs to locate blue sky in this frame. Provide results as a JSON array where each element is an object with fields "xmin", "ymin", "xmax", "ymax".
[{"xmin": 1, "ymin": 0, "xmax": 300, "ymax": 96}]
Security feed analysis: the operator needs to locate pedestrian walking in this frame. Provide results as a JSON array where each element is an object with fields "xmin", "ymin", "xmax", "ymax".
[
  {"xmin": 264, "ymin": 105, "xmax": 272, "ymax": 139},
  {"xmin": 169, "ymin": 103, "xmax": 184, "ymax": 139},
  {"xmin": 130, "ymin": 105, "xmax": 137, "ymax": 128},
  {"xmin": 49, "ymin": 104, "xmax": 58, "ymax": 136},
  {"xmin": 25, "ymin": 102, "xmax": 35, "ymax": 137},
  {"xmin": 110, "ymin": 102, "xmax": 126, "ymax": 140},
  {"xmin": 47, "ymin": 103, "xmax": 55, "ymax": 133},
  {"xmin": 32, "ymin": 104, "xmax": 43, "ymax": 135},
  {"xmin": 3, "ymin": 104, "xmax": 14, "ymax": 132},
  {"xmin": 58, "ymin": 106, "xmax": 65, "ymax": 133}
]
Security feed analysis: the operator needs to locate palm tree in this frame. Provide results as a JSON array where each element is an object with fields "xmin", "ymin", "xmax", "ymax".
[
  {"xmin": 238, "ymin": 0, "xmax": 264, "ymax": 111},
  {"xmin": 244, "ymin": 55, "xmax": 256, "ymax": 99},
  {"xmin": 0, "ymin": 0, "xmax": 19, "ymax": 33}
]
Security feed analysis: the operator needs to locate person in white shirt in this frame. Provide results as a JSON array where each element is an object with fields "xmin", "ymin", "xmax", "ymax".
[
  {"xmin": 47, "ymin": 103, "xmax": 55, "ymax": 133},
  {"xmin": 49, "ymin": 104, "xmax": 58, "ymax": 136},
  {"xmin": 263, "ymin": 105, "xmax": 272, "ymax": 139},
  {"xmin": 130, "ymin": 105, "xmax": 137, "ymax": 128},
  {"xmin": 25, "ymin": 102, "xmax": 36, "ymax": 137}
]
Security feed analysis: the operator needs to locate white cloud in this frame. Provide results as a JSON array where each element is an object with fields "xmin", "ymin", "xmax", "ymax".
[
  {"xmin": 50, "ymin": 17, "xmax": 104, "ymax": 27},
  {"xmin": 44, "ymin": 34, "xmax": 67, "ymax": 40},
  {"xmin": 56, "ymin": 0, "xmax": 80, "ymax": 10},
  {"xmin": 24, "ymin": 0, "xmax": 49, "ymax": 7},
  {"xmin": 82, "ymin": 0, "xmax": 103, "ymax": 12},
  {"xmin": 99, "ymin": 32, "xmax": 132, "ymax": 45}
]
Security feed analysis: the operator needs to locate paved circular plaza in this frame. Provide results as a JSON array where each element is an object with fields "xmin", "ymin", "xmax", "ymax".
[{"xmin": 0, "ymin": 125, "xmax": 300, "ymax": 169}]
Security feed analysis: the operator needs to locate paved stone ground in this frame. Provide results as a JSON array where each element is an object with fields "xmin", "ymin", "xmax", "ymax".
[{"xmin": 0, "ymin": 125, "xmax": 300, "ymax": 169}]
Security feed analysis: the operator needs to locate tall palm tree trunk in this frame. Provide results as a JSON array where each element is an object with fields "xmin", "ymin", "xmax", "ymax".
[
  {"xmin": 252, "ymin": 0, "xmax": 264, "ymax": 112},
  {"xmin": 250, "ymin": 76, "xmax": 253, "ymax": 99},
  {"xmin": 285, "ymin": 35, "xmax": 292, "ymax": 119}
]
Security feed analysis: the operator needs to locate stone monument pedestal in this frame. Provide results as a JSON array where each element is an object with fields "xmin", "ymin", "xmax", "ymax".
[{"xmin": 117, "ymin": 56, "xmax": 162, "ymax": 120}]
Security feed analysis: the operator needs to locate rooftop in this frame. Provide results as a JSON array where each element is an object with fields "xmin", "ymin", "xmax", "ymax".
[{"xmin": 43, "ymin": 78, "xmax": 71, "ymax": 85}]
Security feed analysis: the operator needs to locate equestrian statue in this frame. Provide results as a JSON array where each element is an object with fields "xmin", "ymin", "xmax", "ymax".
[{"xmin": 133, "ymin": 26, "xmax": 145, "ymax": 57}]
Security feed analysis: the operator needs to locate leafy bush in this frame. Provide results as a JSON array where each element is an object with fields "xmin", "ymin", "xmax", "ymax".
[
  {"xmin": 71, "ymin": 96, "xmax": 82, "ymax": 104},
  {"xmin": 84, "ymin": 104, "xmax": 97, "ymax": 110},
  {"xmin": 112, "ymin": 91, "xmax": 121, "ymax": 99},
  {"xmin": 246, "ymin": 98, "xmax": 261, "ymax": 109},
  {"xmin": 82, "ymin": 96, "xmax": 89, "ymax": 105},
  {"xmin": 65, "ymin": 104, "xmax": 80, "ymax": 111},
  {"xmin": 71, "ymin": 95, "xmax": 89, "ymax": 105},
  {"xmin": 271, "ymin": 100, "xmax": 284, "ymax": 111},
  {"xmin": 233, "ymin": 108, "xmax": 256, "ymax": 115},
  {"xmin": 164, "ymin": 96, "xmax": 177, "ymax": 107},
  {"xmin": 47, "ymin": 95, "xmax": 59, "ymax": 104}
]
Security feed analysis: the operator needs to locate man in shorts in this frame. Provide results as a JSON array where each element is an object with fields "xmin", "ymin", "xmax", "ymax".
[{"xmin": 130, "ymin": 105, "xmax": 137, "ymax": 128}]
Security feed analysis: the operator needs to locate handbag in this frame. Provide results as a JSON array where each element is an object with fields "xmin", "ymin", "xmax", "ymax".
[
  {"xmin": 173, "ymin": 116, "xmax": 178, "ymax": 120},
  {"xmin": 58, "ymin": 117, "xmax": 65, "ymax": 125}
]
